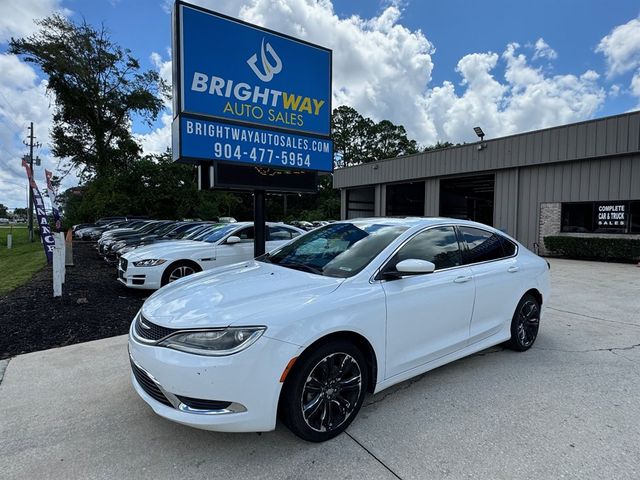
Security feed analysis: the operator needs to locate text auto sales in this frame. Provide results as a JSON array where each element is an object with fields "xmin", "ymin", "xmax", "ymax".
[{"xmin": 191, "ymin": 72, "xmax": 326, "ymax": 128}]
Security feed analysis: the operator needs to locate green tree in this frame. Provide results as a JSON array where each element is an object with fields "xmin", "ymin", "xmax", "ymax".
[
  {"xmin": 369, "ymin": 120, "xmax": 418, "ymax": 161},
  {"xmin": 12, "ymin": 207, "xmax": 28, "ymax": 218},
  {"xmin": 331, "ymin": 106, "xmax": 419, "ymax": 166},
  {"xmin": 9, "ymin": 15, "xmax": 165, "ymax": 179},
  {"xmin": 423, "ymin": 141, "xmax": 454, "ymax": 152},
  {"xmin": 0, "ymin": 204, "xmax": 8, "ymax": 217},
  {"xmin": 331, "ymin": 106, "xmax": 373, "ymax": 167}
]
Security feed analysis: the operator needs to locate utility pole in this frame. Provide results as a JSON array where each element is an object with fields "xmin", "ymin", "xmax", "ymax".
[{"xmin": 23, "ymin": 122, "xmax": 41, "ymax": 242}]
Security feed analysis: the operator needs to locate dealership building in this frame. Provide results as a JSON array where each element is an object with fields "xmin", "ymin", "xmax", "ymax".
[{"xmin": 333, "ymin": 110, "xmax": 640, "ymax": 253}]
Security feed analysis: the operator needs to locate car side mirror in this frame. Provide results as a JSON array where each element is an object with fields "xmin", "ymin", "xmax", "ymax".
[
  {"xmin": 226, "ymin": 235, "xmax": 241, "ymax": 245},
  {"xmin": 396, "ymin": 259, "xmax": 436, "ymax": 274}
]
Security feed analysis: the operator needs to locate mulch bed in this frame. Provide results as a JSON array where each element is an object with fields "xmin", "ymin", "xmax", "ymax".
[{"xmin": 0, "ymin": 242, "xmax": 147, "ymax": 360}]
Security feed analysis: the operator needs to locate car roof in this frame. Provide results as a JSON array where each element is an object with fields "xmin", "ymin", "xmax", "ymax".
[{"xmin": 336, "ymin": 217, "xmax": 508, "ymax": 233}]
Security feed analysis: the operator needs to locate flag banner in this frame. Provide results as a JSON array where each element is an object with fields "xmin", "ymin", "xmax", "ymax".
[
  {"xmin": 45, "ymin": 169, "xmax": 61, "ymax": 231},
  {"xmin": 22, "ymin": 159, "xmax": 54, "ymax": 263}
]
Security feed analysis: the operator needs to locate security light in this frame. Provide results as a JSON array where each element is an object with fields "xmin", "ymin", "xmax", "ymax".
[{"xmin": 473, "ymin": 126, "xmax": 485, "ymax": 141}]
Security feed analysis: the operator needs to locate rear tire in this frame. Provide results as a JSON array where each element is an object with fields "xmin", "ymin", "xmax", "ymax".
[
  {"xmin": 280, "ymin": 340, "xmax": 368, "ymax": 442},
  {"xmin": 160, "ymin": 261, "xmax": 201, "ymax": 287},
  {"xmin": 505, "ymin": 293, "xmax": 540, "ymax": 351}
]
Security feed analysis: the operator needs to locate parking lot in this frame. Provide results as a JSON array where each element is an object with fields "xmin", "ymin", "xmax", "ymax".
[{"xmin": 1, "ymin": 258, "xmax": 639, "ymax": 479}]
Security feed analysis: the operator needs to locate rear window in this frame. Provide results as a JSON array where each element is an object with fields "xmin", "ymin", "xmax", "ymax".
[{"xmin": 458, "ymin": 227, "xmax": 515, "ymax": 264}]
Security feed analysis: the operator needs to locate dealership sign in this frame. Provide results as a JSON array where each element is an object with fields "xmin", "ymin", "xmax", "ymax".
[
  {"xmin": 595, "ymin": 202, "xmax": 627, "ymax": 232},
  {"xmin": 172, "ymin": 1, "xmax": 333, "ymax": 174}
]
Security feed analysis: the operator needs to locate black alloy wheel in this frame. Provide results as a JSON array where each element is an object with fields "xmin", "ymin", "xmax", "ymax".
[
  {"xmin": 280, "ymin": 341, "xmax": 368, "ymax": 442},
  {"xmin": 506, "ymin": 293, "xmax": 540, "ymax": 351}
]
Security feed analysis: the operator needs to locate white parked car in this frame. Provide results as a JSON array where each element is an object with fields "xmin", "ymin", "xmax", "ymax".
[
  {"xmin": 128, "ymin": 218, "xmax": 550, "ymax": 442},
  {"xmin": 118, "ymin": 222, "xmax": 303, "ymax": 289}
]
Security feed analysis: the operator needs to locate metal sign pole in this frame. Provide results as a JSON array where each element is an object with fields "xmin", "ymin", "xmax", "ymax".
[{"xmin": 254, "ymin": 190, "xmax": 266, "ymax": 257}]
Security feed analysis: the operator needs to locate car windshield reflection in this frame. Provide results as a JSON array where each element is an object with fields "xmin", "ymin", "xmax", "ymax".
[{"xmin": 259, "ymin": 222, "xmax": 408, "ymax": 278}]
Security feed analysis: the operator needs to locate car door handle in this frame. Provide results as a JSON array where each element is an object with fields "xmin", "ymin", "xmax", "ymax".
[
  {"xmin": 454, "ymin": 276, "xmax": 473, "ymax": 284},
  {"xmin": 507, "ymin": 266, "xmax": 520, "ymax": 273}
]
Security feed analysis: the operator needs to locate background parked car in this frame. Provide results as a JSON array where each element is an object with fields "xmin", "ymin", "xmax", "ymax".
[{"xmin": 118, "ymin": 222, "xmax": 304, "ymax": 289}]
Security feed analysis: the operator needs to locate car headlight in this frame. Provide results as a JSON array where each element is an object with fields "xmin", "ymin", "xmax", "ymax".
[
  {"xmin": 159, "ymin": 327, "xmax": 266, "ymax": 356},
  {"xmin": 132, "ymin": 259, "xmax": 167, "ymax": 267}
]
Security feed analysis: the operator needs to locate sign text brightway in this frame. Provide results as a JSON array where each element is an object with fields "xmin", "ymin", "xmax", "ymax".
[{"xmin": 180, "ymin": 5, "xmax": 331, "ymax": 137}]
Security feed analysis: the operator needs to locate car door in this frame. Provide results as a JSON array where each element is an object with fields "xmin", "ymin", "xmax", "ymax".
[
  {"xmin": 382, "ymin": 226, "xmax": 476, "ymax": 378},
  {"xmin": 215, "ymin": 226, "xmax": 256, "ymax": 265},
  {"xmin": 457, "ymin": 226, "xmax": 523, "ymax": 344}
]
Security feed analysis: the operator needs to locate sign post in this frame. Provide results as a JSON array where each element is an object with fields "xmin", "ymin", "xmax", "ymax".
[{"xmin": 171, "ymin": 1, "xmax": 333, "ymax": 256}]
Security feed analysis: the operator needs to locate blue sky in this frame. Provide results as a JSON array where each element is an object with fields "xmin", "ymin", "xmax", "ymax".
[{"xmin": 1, "ymin": 0, "xmax": 640, "ymax": 208}]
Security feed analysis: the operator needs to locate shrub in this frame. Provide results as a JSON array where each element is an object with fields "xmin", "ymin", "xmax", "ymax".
[{"xmin": 543, "ymin": 236, "xmax": 640, "ymax": 263}]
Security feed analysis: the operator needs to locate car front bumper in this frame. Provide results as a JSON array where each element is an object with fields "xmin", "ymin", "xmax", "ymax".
[
  {"xmin": 117, "ymin": 261, "xmax": 163, "ymax": 290},
  {"xmin": 128, "ymin": 324, "xmax": 301, "ymax": 432}
]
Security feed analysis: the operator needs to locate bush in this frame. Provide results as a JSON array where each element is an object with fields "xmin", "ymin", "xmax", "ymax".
[{"xmin": 543, "ymin": 236, "xmax": 640, "ymax": 263}]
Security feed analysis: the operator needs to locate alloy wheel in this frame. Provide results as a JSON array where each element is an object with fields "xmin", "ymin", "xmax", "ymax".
[
  {"xmin": 168, "ymin": 265, "xmax": 195, "ymax": 282},
  {"xmin": 516, "ymin": 300, "xmax": 539, "ymax": 348},
  {"xmin": 301, "ymin": 352, "xmax": 362, "ymax": 433}
]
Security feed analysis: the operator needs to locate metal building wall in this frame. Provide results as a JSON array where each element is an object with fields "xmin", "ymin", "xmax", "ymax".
[
  {"xmin": 514, "ymin": 154, "xmax": 640, "ymax": 248},
  {"xmin": 334, "ymin": 111, "xmax": 640, "ymax": 189}
]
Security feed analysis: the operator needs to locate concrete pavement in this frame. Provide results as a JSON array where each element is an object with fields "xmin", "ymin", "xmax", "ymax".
[{"xmin": 1, "ymin": 258, "xmax": 639, "ymax": 479}]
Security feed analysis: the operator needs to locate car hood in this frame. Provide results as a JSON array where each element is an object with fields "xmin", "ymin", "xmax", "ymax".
[
  {"xmin": 124, "ymin": 240, "xmax": 209, "ymax": 260},
  {"xmin": 141, "ymin": 261, "xmax": 343, "ymax": 329},
  {"xmin": 103, "ymin": 228, "xmax": 136, "ymax": 237}
]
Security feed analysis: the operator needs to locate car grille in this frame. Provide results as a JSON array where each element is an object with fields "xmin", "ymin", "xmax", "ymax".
[
  {"xmin": 134, "ymin": 314, "xmax": 177, "ymax": 342},
  {"xmin": 130, "ymin": 360, "xmax": 172, "ymax": 407},
  {"xmin": 120, "ymin": 257, "xmax": 128, "ymax": 271}
]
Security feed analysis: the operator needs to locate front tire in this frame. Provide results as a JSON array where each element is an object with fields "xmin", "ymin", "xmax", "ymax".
[
  {"xmin": 280, "ymin": 341, "xmax": 368, "ymax": 442},
  {"xmin": 160, "ymin": 261, "xmax": 200, "ymax": 287},
  {"xmin": 505, "ymin": 293, "xmax": 540, "ymax": 351}
]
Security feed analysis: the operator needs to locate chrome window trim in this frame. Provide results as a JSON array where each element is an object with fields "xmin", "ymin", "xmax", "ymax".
[{"xmin": 370, "ymin": 223, "xmax": 518, "ymax": 283}]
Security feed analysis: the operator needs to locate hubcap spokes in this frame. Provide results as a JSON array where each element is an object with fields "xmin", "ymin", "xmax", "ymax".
[
  {"xmin": 517, "ymin": 300, "xmax": 539, "ymax": 347},
  {"xmin": 301, "ymin": 353, "xmax": 362, "ymax": 433},
  {"xmin": 169, "ymin": 266, "xmax": 195, "ymax": 282}
]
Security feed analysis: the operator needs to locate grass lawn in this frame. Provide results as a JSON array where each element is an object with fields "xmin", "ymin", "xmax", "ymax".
[{"xmin": 0, "ymin": 225, "xmax": 48, "ymax": 295}]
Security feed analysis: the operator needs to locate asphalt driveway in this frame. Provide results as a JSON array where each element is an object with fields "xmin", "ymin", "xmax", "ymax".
[{"xmin": 1, "ymin": 258, "xmax": 639, "ymax": 479}]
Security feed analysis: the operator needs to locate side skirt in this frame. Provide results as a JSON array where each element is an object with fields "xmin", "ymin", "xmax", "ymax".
[{"xmin": 373, "ymin": 329, "xmax": 511, "ymax": 394}]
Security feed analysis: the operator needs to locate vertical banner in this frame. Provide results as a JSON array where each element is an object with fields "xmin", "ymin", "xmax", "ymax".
[
  {"xmin": 21, "ymin": 159, "xmax": 54, "ymax": 263},
  {"xmin": 45, "ymin": 169, "xmax": 62, "ymax": 231}
]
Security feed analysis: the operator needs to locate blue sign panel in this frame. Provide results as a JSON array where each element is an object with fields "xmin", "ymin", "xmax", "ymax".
[
  {"xmin": 179, "ymin": 4, "xmax": 331, "ymax": 137},
  {"xmin": 178, "ymin": 116, "xmax": 333, "ymax": 172}
]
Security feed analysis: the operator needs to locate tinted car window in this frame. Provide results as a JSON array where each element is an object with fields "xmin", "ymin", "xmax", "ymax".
[
  {"xmin": 391, "ymin": 226, "xmax": 462, "ymax": 270},
  {"xmin": 236, "ymin": 227, "xmax": 255, "ymax": 241},
  {"xmin": 268, "ymin": 226, "xmax": 293, "ymax": 241},
  {"xmin": 459, "ymin": 227, "xmax": 512, "ymax": 264}
]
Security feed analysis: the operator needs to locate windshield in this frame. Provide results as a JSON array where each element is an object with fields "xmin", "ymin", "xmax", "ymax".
[
  {"xmin": 152, "ymin": 222, "xmax": 180, "ymax": 237},
  {"xmin": 259, "ymin": 222, "xmax": 408, "ymax": 278},
  {"xmin": 199, "ymin": 224, "xmax": 240, "ymax": 243},
  {"xmin": 182, "ymin": 224, "xmax": 215, "ymax": 240},
  {"xmin": 175, "ymin": 223, "xmax": 208, "ymax": 239}
]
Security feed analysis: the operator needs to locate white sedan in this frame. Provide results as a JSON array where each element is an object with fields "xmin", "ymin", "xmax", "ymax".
[
  {"xmin": 128, "ymin": 217, "xmax": 550, "ymax": 442},
  {"xmin": 118, "ymin": 222, "xmax": 303, "ymax": 289}
]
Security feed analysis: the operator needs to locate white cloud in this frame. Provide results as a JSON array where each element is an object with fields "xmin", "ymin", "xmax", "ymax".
[
  {"xmin": 0, "ymin": 54, "xmax": 76, "ymax": 210},
  {"xmin": 140, "ymin": 0, "xmax": 605, "ymax": 152},
  {"xmin": 596, "ymin": 17, "xmax": 640, "ymax": 77},
  {"xmin": 421, "ymin": 44, "xmax": 604, "ymax": 142},
  {"xmin": 631, "ymin": 72, "xmax": 640, "ymax": 108},
  {"xmin": 0, "ymin": 0, "xmax": 70, "ymax": 43},
  {"xmin": 532, "ymin": 37, "xmax": 557, "ymax": 61}
]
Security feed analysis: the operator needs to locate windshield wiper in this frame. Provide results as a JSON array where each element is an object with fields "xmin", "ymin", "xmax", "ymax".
[{"xmin": 279, "ymin": 262, "xmax": 323, "ymax": 275}]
